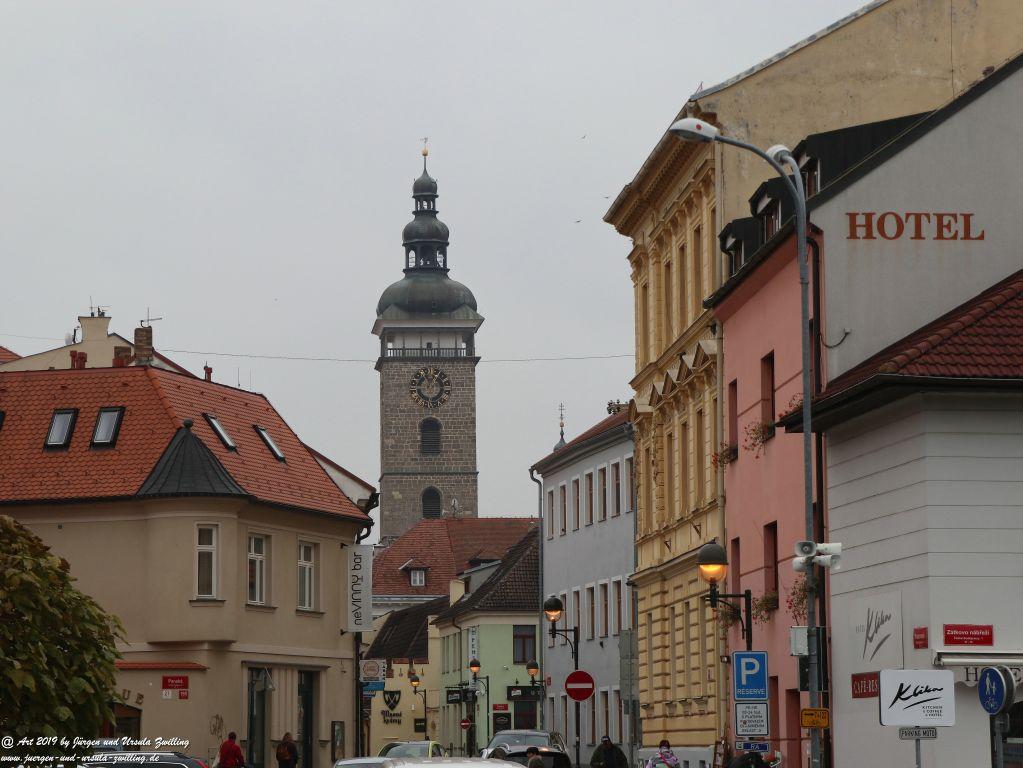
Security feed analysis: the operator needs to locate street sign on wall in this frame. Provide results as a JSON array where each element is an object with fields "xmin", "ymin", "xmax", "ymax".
[
  {"xmin": 943, "ymin": 624, "xmax": 994, "ymax": 646},
  {"xmin": 733, "ymin": 652, "xmax": 769, "ymax": 701},
  {"xmin": 735, "ymin": 742, "xmax": 770, "ymax": 754},
  {"xmin": 879, "ymin": 669, "xmax": 955, "ymax": 727}
]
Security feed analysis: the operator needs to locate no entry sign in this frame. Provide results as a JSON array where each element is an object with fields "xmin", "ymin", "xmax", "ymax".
[
  {"xmin": 460, "ymin": 717, "xmax": 472, "ymax": 731},
  {"xmin": 565, "ymin": 670, "xmax": 595, "ymax": 702}
]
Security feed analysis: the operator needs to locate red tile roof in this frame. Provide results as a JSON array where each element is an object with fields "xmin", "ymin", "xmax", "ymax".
[
  {"xmin": 0, "ymin": 346, "xmax": 20, "ymax": 363},
  {"xmin": 532, "ymin": 409, "xmax": 629, "ymax": 470},
  {"xmin": 824, "ymin": 269, "xmax": 1023, "ymax": 397},
  {"xmin": 374, "ymin": 517, "xmax": 537, "ymax": 596},
  {"xmin": 435, "ymin": 528, "xmax": 539, "ymax": 620},
  {"xmin": 115, "ymin": 661, "xmax": 208, "ymax": 670},
  {"xmin": 0, "ymin": 366, "xmax": 369, "ymax": 523}
]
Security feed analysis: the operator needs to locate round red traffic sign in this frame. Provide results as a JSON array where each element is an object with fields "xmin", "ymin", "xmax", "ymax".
[
  {"xmin": 565, "ymin": 670, "xmax": 595, "ymax": 702},
  {"xmin": 460, "ymin": 717, "xmax": 472, "ymax": 731}
]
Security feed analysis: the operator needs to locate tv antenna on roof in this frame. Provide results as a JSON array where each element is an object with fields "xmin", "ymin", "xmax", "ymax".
[
  {"xmin": 89, "ymin": 296, "xmax": 109, "ymax": 317},
  {"xmin": 140, "ymin": 307, "xmax": 163, "ymax": 327}
]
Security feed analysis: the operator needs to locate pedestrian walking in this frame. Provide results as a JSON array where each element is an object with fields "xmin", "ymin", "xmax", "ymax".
[
  {"xmin": 590, "ymin": 736, "xmax": 627, "ymax": 768},
  {"xmin": 644, "ymin": 741, "xmax": 679, "ymax": 768},
  {"xmin": 276, "ymin": 733, "xmax": 298, "ymax": 768},
  {"xmin": 218, "ymin": 733, "xmax": 246, "ymax": 768}
]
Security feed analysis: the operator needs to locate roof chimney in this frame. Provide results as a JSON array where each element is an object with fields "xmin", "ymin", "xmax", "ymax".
[
  {"xmin": 204, "ymin": 365, "xmax": 213, "ymax": 382},
  {"xmin": 449, "ymin": 578, "xmax": 466, "ymax": 605},
  {"xmin": 77, "ymin": 351, "xmax": 87, "ymax": 369},
  {"xmin": 134, "ymin": 326, "xmax": 154, "ymax": 365},
  {"xmin": 113, "ymin": 346, "xmax": 131, "ymax": 367},
  {"xmin": 78, "ymin": 314, "xmax": 112, "ymax": 343}
]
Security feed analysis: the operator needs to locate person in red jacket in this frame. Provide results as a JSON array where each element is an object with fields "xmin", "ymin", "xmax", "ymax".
[{"xmin": 218, "ymin": 732, "xmax": 246, "ymax": 768}]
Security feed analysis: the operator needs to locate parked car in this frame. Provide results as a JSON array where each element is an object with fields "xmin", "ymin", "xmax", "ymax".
[
  {"xmin": 487, "ymin": 746, "xmax": 571, "ymax": 768},
  {"xmin": 480, "ymin": 732, "xmax": 567, "ymax": 759},
  {"xmin": 88, "ymin": 754, "xmax": 204, "ymax": 768},
  {"xmin": 334, "ymin": 758, "xmax": 394, "ymax": 768},
  {"xmin": 378, "ymin": 742, "xmax": 447, "ymax": 758}
]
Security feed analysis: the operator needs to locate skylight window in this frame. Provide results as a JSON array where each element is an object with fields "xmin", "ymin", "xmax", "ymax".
[
  {"xmin": 410, "ymin": 568, "xmax": 426, "ymax": 587},
  {"xmin": 45, "ymin": 409, "xmax": 78, "ymax": 449},
  {"xmin": 91, "ymin": 407, "xmax": 125, "ymax": 447},
  {"xmin": 0, "ymin": 411, "xmax": 5, "ymax": 431},
  {"xmin": 254, "ymin": 426, "xmax": 285, "ymax": 461},
  {"xmin": 203, "ymin": 414, "xmax": 237, "ymax": 450}
]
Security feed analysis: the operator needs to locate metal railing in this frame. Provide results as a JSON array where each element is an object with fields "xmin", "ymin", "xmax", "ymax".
[{"xmin": 383, "ymin": 347, "xmax": 472, "ymax": 358}]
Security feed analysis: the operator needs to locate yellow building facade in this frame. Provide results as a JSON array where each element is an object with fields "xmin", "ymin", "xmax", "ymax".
[{"xmin": 605, "ymin": 0, "xmax": 1023, "ymax": 754}]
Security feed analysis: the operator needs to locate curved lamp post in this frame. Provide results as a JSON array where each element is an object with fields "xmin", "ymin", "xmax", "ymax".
[
  {"xmin": 670, "ymin": 116, "xmax": 821, "ymax": 768},
  {"xmin": 468, "ymin": 658, "xmax": 491, "ymax": 750},
  {"xmin": 544, "ymin": 596, "xmax": 580, "ymax": 768},
  {"xmin": 696, "ymin": 540, "xmax": 752, "ymax": 651}
]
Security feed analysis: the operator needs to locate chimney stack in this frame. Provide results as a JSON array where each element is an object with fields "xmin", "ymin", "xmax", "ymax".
[
  {"xmin": 134, "ymin": 326, "xmax": 154, "ymax": 365},
  {"xmin": 113, "ymin": 346, "xmax": 131, "ymax": 368},
  {"xmin": 204, "ymin": 365, "xmax": 213, "ymax": 382}
]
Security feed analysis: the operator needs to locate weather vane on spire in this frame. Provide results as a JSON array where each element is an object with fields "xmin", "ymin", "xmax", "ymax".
[
  {"xmin": 554, "ymin": 403, "xmax": 567, "ymax": 450},
  {"xmin": 420, "ymin": 136, "xmax": 429, "ymax": 157}
]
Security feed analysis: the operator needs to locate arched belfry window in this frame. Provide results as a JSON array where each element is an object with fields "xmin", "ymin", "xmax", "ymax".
[
  {"xmin": 422, "ymin": 487, "xmax": 442, "ymax": 519},
  {"xmin": 420, "ymin": 418, "xmax": 441, "ymax": 455}
]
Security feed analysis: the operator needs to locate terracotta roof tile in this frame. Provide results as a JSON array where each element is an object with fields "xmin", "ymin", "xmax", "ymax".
[
  {"xmin": 435, "ymin": 529, "xmax": 539, "ymax": 620},
  {"xmin": 0, "ymin": 366, "xmax": 369, "ymax": 522},
  {"xmin": 367, "ymin": 596, "xmax": 449, "ymax": 661},
  {"xmin": 822, "ymin": 269, "xmax": 1023, "ymax": 398},
  {"xmin": 0, "ymin": 346, "xmax": 20, "ymax": 363},
  {"xmin": 373, "ymin": 517, "xmax": 537, "ymax": 596}
]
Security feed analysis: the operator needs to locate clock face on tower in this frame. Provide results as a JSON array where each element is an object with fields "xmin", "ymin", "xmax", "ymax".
[{"xmin": 409, "ymin": 367, "xmax": 451, "ymax": 409}]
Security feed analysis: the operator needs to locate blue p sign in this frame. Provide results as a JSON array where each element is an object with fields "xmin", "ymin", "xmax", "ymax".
[{"xmin": 733, "ymin": 652, "xmax": 769, "ymax": 701}]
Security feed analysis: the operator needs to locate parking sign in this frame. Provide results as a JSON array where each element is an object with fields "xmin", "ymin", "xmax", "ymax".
[{"xmin": 733, "ymin": 652, "xmax": 769, "ymax": 701}]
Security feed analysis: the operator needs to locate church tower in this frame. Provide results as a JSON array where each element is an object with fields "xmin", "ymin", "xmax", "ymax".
[{"xmin": 373, "ymin": 150, "xmax": 483, "ymax": 542}]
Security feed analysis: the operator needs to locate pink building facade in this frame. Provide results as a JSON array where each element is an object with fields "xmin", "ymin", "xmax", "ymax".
[{"xmin": 712, "ymin": 233, "xmax": 820, "ymax": 767}]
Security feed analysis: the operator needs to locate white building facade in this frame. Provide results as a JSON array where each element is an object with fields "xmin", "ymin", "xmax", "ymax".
[
  {"xmin": 532, "ymin": 410, "xmax": 637, "ymax": 761},
  {"xmin": 797, "ymin": 54, "xmax": 1023, "ymax": 768}
]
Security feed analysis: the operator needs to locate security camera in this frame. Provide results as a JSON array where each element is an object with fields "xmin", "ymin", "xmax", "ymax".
[
  {"xmin": 795, "ymin": 541, "xmax": 817, "ymax": 558},
  {"xmin": 766, "ymin": 144, "xmax": 792, "ymax": 163}
]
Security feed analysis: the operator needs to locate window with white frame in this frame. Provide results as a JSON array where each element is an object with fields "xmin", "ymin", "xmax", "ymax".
[
  {"xmin": 247, "ymin": 534, "xmax": 267, "ymax": 604},
  {"xmin": 196, "ymin": 525, "xmax": 218, "ymax": 598},
  {"xmin": 586, "ymin": 585, "xmax": 596, "ymax": 639},
  {"xmin": 410, "ymin": 568, "xmax": 426, "ymax": 587},
  {"xmin": 613, "ymin": 579, "xmax": 623, "ymax": 635},
  {"xmin": 297, "ymin": 541, "xmax": 317, "ymax": 610}
]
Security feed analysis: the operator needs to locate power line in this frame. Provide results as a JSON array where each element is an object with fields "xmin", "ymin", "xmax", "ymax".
[{"xmin": 0, "ymin": 332, "xmax": 632, "ymax": 365}]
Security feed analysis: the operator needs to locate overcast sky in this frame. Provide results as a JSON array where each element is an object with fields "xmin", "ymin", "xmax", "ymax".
[{"xmin": 0, "ymin": 1, "xmax": 868, "ymax": 540}]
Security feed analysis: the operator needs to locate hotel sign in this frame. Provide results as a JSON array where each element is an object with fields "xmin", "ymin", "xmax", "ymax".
[{"xmin": 846, "ymin": 212, "xmax": 985, "ymax": 241}]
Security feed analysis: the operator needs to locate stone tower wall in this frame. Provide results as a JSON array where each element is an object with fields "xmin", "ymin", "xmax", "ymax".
[{"xmin": 379, "ymin": 357, "xmax": 479, "ymax": 539}]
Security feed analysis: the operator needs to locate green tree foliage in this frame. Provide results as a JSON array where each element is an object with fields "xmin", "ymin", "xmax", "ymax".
[{"xmin": 0, "ymin": 515, "xmax": 122, "ymax": 746}]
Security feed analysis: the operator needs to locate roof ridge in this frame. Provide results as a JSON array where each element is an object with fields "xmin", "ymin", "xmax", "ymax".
[{"xmin": 145, "ymin": 366, "xmax": 183, "ymax": 429}]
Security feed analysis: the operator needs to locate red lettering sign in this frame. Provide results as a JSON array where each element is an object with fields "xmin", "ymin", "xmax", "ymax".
[
  {"xmin": 846, "ymin": 212, "xmax": 985, "ymax": 241},
  {"xmin": 178, "ymin": 689, "xmax": 189, "ymax": 700},
  {"xmin": 493, "ymin": 704, "xmax": 509, "ymax": 711},
  {"xmin": 162, "ymin": 675, "xmax": 188, "ymax": 690},
  {"xmin": 851, "ymin": 672, "xmax": 880, "ymax": 699},
  {"xmin": 943, "ymin": 624, "xmax": 994, "ymax": 646},
  {"xmin": 913, "ymin": 627, "xmax": 928, "ymax": 649}
]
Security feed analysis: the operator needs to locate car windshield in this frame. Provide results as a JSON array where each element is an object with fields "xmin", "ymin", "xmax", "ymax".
[
  {"xmin": 489, "ymin": 734, "xmax": 550, "ymax": 748},
  {"xmin": 383, "ymin": 744, "xmax": 431, "ymax": 757}
]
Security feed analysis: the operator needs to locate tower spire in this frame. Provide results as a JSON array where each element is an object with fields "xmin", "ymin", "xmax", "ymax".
[
  {"xmin": 403, "ymin": 147, "xmax": 449, "ymax": 272},
  {"xmin": 554, "ymin": 403, "xmax": 567, "ymax": 450}
]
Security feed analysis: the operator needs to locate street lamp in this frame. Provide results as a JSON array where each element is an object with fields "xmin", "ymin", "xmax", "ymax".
[
  {"xmin": 526, "ymin": 659, "xmax": 540, "ymax": 683},
  {"xmin": 543, "ymin": 596, "xmax": 580, "ymax": 768},
  {"xmin": 409, "ymin": 671, "xmax": 427, "ymax": 728},
  {"xmin": 468, "ymin": 659, "xmax": 491, "ymax": 751},
  {"xmin": 670, "ymin": 116, "xmax": 822, "ymax": 768},
  {"xmin": 696, "ymin": 541, "xmax": 753, "ymax": 652}
]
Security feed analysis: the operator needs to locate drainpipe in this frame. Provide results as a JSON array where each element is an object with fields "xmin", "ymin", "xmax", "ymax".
[
  {"xmin": 353, "ymin": 502, "xmax": 376, "ymax": 756},
  {"xmin": 529, "ymin": 468, "xmax": 545, "ymax": 729},
  {"xmin": 711, "ymin": 317, "xmax": 727, "ymax": 750},
  {"xmin": 624, "ymin": 422, "xmax": 638, "ymax": 766}
]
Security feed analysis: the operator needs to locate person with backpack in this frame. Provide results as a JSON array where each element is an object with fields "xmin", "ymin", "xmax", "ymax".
[{"xmin": 276, "ymin": 733, "xmax": 298, "ymax": 768}]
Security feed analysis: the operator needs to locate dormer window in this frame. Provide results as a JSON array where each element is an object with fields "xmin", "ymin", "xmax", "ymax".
[
  {"xmin": 45, "ymin": 409, "xmax": 78, "ymax": 449},
  {"xmin": 410, "ymin": 569, "xmax": 426, "ymax": 587},
  {"xmin": 761, "ymin": 200, "xmax": 781, "ymax": 240},
  {"xmin": 254, "ymin": 426, "xmax": 285, "ymax": 461},
  {"xmin": 725, "ymin": 235, "xmax": 744, "ymax": 277},
  {"xmin": 801, "ymin": 157, "xmax": 820, "ymax": 198},
  {"xmin": 91, "ymin": 407, "xmax": 125, "ymax": 447},
  {"xmin": 204, "ymin": 414, "xmax": 237, "ymax": 451}
]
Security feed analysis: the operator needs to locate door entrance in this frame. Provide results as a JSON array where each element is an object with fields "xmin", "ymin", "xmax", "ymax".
[
  {"xmin": 298, "ymin": 671, "xmax": 316, "ymax": 768},
  {"xmin": 248, "ymin": 668, "xmax": 271, "ymax": 768}
]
